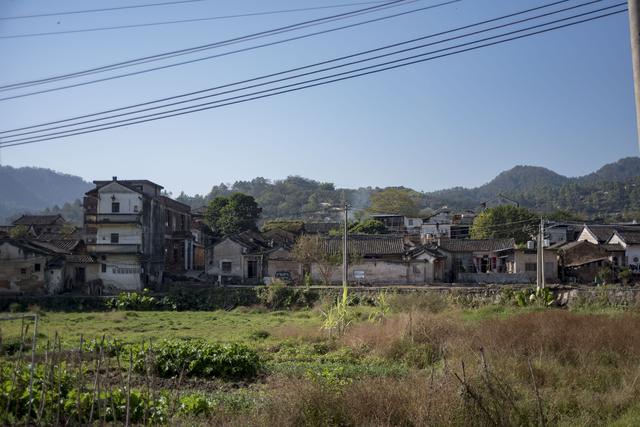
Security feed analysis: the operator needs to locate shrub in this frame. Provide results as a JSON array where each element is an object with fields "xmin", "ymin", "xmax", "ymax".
[
  {"xmin": 133, "ymin": 340, "xmax": 261, "ymax": 380},
  {"xmin": 256, "ymin": 284, "xmax": 318, "ymax": 310},
  {"xmin": 105, "ymin": 290, "xmax": 177, "ymax": 311}
]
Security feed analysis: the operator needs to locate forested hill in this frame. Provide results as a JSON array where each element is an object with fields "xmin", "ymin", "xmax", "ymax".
[
  {"xmin": 2, "ymin": 157, "xmax": 640, "ymax": 224},
  {"xmin": 422, "ymin": 157, "xmax": 640, "ymax": 215},
  {"xmin": 0, "ymin": 166, "xmax": 91, "ymax": 224},
  {"xmin": 176, "ymin": 157, "xmax": 640, "ymax": 220}
]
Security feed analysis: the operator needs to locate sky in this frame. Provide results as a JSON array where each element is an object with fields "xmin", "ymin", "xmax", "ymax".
[{"xmin": 0, "ymin": 0, "xmax": 638, "ymax": 196}]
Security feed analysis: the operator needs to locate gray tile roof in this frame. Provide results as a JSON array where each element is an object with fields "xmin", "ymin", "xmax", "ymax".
[
  {"xmin": 614, "ymin": 230, "xmax": 640, "ymax": 245},
  {"xmin": 321, "ymin": 234, "xmax": 406, "ymax": 256},
  {"xmin": 437, "ymin": 238, "xmax": 516, "ymax": 253}
]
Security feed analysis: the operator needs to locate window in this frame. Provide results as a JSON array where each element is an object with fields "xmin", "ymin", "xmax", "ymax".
[
  {"xmin": 247, "ymin": 260, "xmax": 258, "ymax": 278},
  {"xmin": 101, "ymin": 255, "xmax": 107, "ymax": 261},
  {"xmin": 34, "ymin": 263, "xmax": 41, "ymax": 272},
  {"xmin": 408, "ymin": 219, "xmax": 414, "ymax": 226},
  {"xmin": 110, "ymin": 233, "xmax": 119, "ymax": 244},
  {"xmin": 111, "ymin": 202, "xmax": 120, "ymax": 213},
  {"xmin": 221, "ymin": 262, "xmax": 232, "ymax": 273},
  {"xmin": 101, "ymin": 264, "xmax": 107, "ymax": 273},
  {"xmin": 20, "ymin": 268, "xmax": 26, "ymax": 275},
  {"xmin": 133, "ymin": 205, "xmax": 139, "ymax": 213},
  {"xmin": 525, "ymin": 263, "xmax": 537, "ymax": 272}
]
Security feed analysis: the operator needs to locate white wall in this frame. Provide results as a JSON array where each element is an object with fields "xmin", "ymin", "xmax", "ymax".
[
  {"xmin": 97, "ymin": 183, "xmax": 143, "ymax": 214},
  {"xmin": 96, "ymin": 225, "xmax": 142, "ymax": 244},
  {"xmin": 99, "ymin": 254, "xmax": 142, "ymax": 291},
  {"xmin": 577, "ymin": 228, "xmax": 598, "ymax": 244}
]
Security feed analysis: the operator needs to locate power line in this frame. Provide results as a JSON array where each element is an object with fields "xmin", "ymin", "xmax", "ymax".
[
  {"xmin": 0, "ymin": 1, "xmax": 395, "ymax": 38},
  {"xmin": 0, "ymin": 4, "xmax": 625, "ymax": 147},
  {"xmin": 0, "ymin": 0, "xmax": 207, "ymax": 20},
  {"xmin": 0, "ymin": 7, "xmax": 626, "ymax": 147},
  {"xmin": 0, "ymin": 0, "xmax": 608, "ymax": 137},
  {"xmin": 0, "ymin": 0, "xmax": 419, "ymax": 92},
  {"xmin": 0, "ymin": 0, "xmax": 457, "ymax": 100}
]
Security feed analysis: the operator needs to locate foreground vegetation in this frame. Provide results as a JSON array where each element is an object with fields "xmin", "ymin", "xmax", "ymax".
[{"xmin": 2, "ymin": 290, "xmax": 640, "ymax": 425}]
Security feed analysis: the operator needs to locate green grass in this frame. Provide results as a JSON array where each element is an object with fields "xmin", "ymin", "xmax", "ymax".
[{"xmin": 0, "ymin": 308, "xmax": 322, "ymax": 346}]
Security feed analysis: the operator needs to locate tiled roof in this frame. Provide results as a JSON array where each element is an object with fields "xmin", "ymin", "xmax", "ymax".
[
  {"xmin": 614, "ymin": 230, "xmax": 640, "ymax": 245},
  {"xmin": 601, "ymin": 243, "xmax": 625, "ymax": 252},
  {"xmin": 227, "ymin": 231, "xmax": 271, "ymax": 252},
  {"xmin": 437, "ymin": 238, "xmax": 515, "ymax": 253},
  {"xmin": 583, "ymin": 225, "xmax": 640, "ymax": 243},
  {"xmin": 320, "ymin": 234, "xmax": 406, "ymax": 256},
  {"xmin": 304, "ymin": 222, "xmax": 340, "ymax": 234},
  {"xmin": 13, "ymin": 214, "xmax": 64, "ymax": 226},
  {"xmin": 65, "ymin": 255, "xmax": 96, "ymax": 263}
]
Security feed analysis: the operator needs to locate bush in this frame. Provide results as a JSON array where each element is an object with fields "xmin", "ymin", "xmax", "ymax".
[
  {"xmin": 133, "ymin": 340, "xmax": 261, "ymax": 380},
  {"xmin": 256, "ymin": 284, "xmax": 318, "ymax": 310},
  {"xmin": 105, "ymin": 290, "xmax": 177, "ymax": 311}
]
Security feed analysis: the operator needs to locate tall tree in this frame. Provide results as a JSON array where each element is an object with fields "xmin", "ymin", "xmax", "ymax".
[
  {"xmin": 369, "ymin": 188, "xmax": 420, "ymax": 217},
  {"xmin": 204, "ymin": 193, "xmax": 261, "ymax": 235},
  {"xmin": 470, "ymin": 205, "xmax": 538, "ymax": 244}
]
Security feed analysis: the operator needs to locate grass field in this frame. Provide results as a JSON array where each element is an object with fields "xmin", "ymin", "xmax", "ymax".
[{"xmin": 2, "ymin": 290, "xmax": 640, "ymax": 425}]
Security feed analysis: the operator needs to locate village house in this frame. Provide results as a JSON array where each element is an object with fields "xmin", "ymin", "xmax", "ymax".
[
  {"xmin": 510, "ymin": 245, "xmax": 558, "ymax": 282},
  {"xmin": 310, "ymin": 234, "xmax": 444, "ymax": 285},
  {"xmin": 207, "ymin": 231, "xmax": 270, "ymax": 285},
  {"xmin": 84, "ymin": 177, "xmax": 193, "ymax": 292},
  {"xmin": 555, "ymin": 240, "xmax": 625, "ymax": 283},
  {"xmin": 577, "ymin": 224, "xmax": 640, "ymax": 245},
  {"xmin": 435, "ymin": 238, "xmax": 518, "ymax": 283},
  {"xmin": 370, "ymin": 214, "xmax": 422, "ymax": 235},
  {"xmin": 0, "ymin": 236, "xmax": 97, "ymax": 295},
  {"xmin": 607, "ymin": 229, "xmax": 640, "ymax": 271},
  {"xmin": 12, "ymin": 214, "xmax": 67, "ymax": 237}
]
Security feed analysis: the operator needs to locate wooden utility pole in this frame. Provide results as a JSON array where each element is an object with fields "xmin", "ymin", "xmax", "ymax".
[
  {"xmin": 628, "ymin": 0, "xmax": 640, "ymax": 150},
  {"xmin": 342, "ymin": 204, "xmax": 348, "ymax": 287}
]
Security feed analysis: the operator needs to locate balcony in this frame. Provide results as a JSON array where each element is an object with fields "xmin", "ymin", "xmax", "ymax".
[
  {"xmin": 87, "ymin": 244, "xmax": 142, "ymax": 254},
  {"xmin": 85, "ymin": 213, "xmax": 141, "ymax": 224}
]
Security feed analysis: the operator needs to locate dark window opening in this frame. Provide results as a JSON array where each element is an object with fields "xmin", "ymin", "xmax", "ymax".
[
  {"xmin": 110, "ymin": 233, "xmax": 119, "ymax": 244},
  {"xmin": 112, "ymin": 202, "xmax": 120, "ymax": 213},
  {"xmin": 20, "ymin": 268, "xmax": 26, "ymax": 275},
  {"xmin": 221, "ymin": 262, "xmax": 232, "ymax": 273},
  {"xmin": 34, "ymin": 263, "xmax": 41, "ymax": 272},
  {"xmin": 247, "ymin": 260, "xmax": 258, "ymax": 278},
  {"xmin": 101, "ymin": 263, "xmax": 107, "ymax": 273}
]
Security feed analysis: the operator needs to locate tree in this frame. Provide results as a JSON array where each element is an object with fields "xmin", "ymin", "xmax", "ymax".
[
  {"xmin": 349, "ymin": 219, "xmax": 387, "ymax": 234},
  {"xmin": 9, "ymin": 225, "xmax": 29, "ymax": 239},
  {"xmin": 204, "ymin": 193, "xmax": 262, "ymax": 235},
  {"xmin": 470, "ymin": 205, "xmax": 538, "ymax": 244},
  {"xmin": 368, "ymin": 188, "xmax": 420, "ymax": 217},
  {"xmin": 291, "ymin": 235, "xmax": 362, "ymax": 285}
]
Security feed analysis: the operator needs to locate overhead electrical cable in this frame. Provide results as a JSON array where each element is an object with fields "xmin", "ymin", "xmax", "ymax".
[
  {"xmin": 0, "ymin": 0, "xmax": 613, "ymax": 139},
  {"xmin": 0, "ymin": 1, "xmax": 399, "ymax": 37},
  {"xmin": 0, "ymin": 0, "xmax": 457, "ymax": 99},
  {"xmin": 0, "ymin": 6, "xmax": 626, "ymax": 147},
  {"xmin": 0, "ymin": 1, "xmax": 623, "ymax": 141},
  {"xmin": 0, "ymin": 0, "xmax": 207, "ymax": 20},
  {"xmin": 0, "ymin": 0, "xmax": 420, "ymax": 91}
]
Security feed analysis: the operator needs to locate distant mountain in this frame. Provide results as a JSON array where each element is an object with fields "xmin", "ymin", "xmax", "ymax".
[
  {"xmin": 0, "ymin": 166, "xmax": 92, "ymax": 224},
  {"xmin": 576, "ymin": 157, "xmax": 640, "ymax": 184},
  {"xmin": 423, "ymin": 157, "xmax": 640, "ymax": 214},
  {"xmin": 3, "ymin": 157, "xmax": 640, "ymax": 225}
]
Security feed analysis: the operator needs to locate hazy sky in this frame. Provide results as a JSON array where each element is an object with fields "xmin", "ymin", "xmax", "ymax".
[{"xmin": 0, "ymin": 0, "xmax": 637, "ymax": 196}]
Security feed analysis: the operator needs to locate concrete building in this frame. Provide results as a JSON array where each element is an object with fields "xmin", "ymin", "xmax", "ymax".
[{"xmin": 84, "ymin": 177, "xmax": 193, "ymax": 292}]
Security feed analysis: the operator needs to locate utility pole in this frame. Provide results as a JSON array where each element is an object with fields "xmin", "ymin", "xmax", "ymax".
[
  {"xmin": 628, "ymin": 0, "xmax": 640, "ymax": 150},
  {"xmin": 536, "ymin": 217, "xmax": 546, "ymax": 292},
  {"xmin": 342, "ymin": 203, "xmax": 349, "ymax": 287},
  {"xmin": 541, "ymin": 218, "xmax": 546, "ymax": 290}
]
